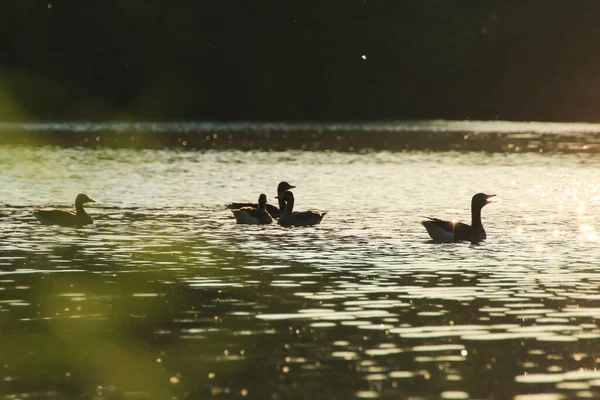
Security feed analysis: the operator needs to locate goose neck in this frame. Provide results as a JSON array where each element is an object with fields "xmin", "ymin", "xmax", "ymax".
[
  {"xmin": 471, "ymin": 206, "xmax": 483, "ymax": 229},
  {"xmin": 285, "ymin": 197, "xmax": 294, "ymax": 214},
  {"xmin": 75, "ymin": 201, "xmax": 86, "ymax": 215}
]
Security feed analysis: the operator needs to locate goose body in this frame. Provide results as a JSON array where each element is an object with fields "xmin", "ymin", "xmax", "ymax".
[
  {"xmin": 231, "ymin": 194, "xmax": 273, "ymax": 225},
  {"xmin": 421, "ymin": 193, "xmax": 495, "ymax": 243},
  {"xmin": 421, "ymin": 218, "xmax": 480, "ymax": 243},
  {"xmin": 33, "ymin": 193, "xmax": 95, "ymax": 227},
  {"xmin": 227, "ymin": 181, "xmax": 295, "ymax": 219},
  {"xmin": 229, "ymin": 202, "xmax": 282, "ymax": 219},
  {"xmin": 277, "ymin": 191, "xmax": 326, "ymax": 227}
]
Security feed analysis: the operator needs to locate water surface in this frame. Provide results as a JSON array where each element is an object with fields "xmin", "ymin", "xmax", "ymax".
[{"xmin": 1, "ymin": 122, "xmax": 600, "ymax": 399}]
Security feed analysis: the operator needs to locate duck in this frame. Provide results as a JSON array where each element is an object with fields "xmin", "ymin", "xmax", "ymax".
[
  {"xmin": 421, "ymin": 193, "xmax": 496, "ymax": 243},
  {"xmin": 33, "ymin": 193, "xmax": 95, "ymax": 227},
  {"xmin": 230, "ymin": 194, "xmax": 273, "ymax": 225},
  {"xmin": 277, "ymin": 190, "xmax": 326, "ymax": 227},
  {"xmin": 227, "ymin": 181, "xmax": 295, "ymax": 218}
]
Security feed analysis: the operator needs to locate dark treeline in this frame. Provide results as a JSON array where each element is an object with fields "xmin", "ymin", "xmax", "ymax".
[{"xmin": 2, "ymin": 1, "xmax": 600, "ymax": 122}]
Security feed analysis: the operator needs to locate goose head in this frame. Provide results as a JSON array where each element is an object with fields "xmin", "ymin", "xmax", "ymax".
[
  {"xmin": 472, "ymin": 193, "xmax": 495, "ymax": 210},
  {"xmin": 277, "ymin": 181, "xmax": 296, "ymax": 195},
  {"xmin": 75, "ymin": 193, "xmax": 95, "ymax": 205},
  {"xmin": 257, "ymin": 193, "xmax": 268, "ymax": 209}
]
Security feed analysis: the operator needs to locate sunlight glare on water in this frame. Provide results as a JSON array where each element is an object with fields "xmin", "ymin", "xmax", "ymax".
[{"xmin": 0, "ymin": 134, "xmax": 600, "ymax": 398}]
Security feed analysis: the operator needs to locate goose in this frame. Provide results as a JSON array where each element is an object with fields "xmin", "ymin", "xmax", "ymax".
[
  {"xmin": 33, "ymin": 193, "xmax": 95, "ymax": 227},
  {"xmin": 230, "ymin": 194, "xmax": 273, "ymax": 225},
  {"xmin": 277, "ymin": 191, "xmax": 326, "ymax": 227},
  {"xmin": 421, "ymin": 193, "xmax": 496, "ymax": 243},
  {"xmin": 227, "ymin": 181, "xmax": 295, "ymax": 218}
]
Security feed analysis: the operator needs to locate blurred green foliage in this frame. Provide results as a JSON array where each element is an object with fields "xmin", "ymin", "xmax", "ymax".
[{"xmin": 0, "ymin": 225, "xmax": 272, "ymax": 398}]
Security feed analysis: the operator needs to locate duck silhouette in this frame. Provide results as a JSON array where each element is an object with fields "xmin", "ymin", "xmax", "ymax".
[
  {"xmin": 421, "ymin": 193, "xmax": 495, "ymax": 243},
  {"xmin": 33, "ymin": 193, "xmax": 96, "ymax": 227},
  {"xmin": 230, "ymin": 194, "xmax": 273, "ymax": 225},
  {"xmin": 277, "ymin": 191, "xmax": 326, "ymax": 227},
  {"xmin": 227, "ymin": 181, "xmax": 295, "ymax": 219}
]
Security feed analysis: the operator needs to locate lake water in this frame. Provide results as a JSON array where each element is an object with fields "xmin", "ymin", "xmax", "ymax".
[{"xmin": 1, "ymin": 120, "xmax": 600, "ymax": 399}]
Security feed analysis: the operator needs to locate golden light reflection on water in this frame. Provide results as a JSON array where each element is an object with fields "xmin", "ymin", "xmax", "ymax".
[{"xmin": 580, "ymin": 225, "xmax": 594, "ymax": 232}]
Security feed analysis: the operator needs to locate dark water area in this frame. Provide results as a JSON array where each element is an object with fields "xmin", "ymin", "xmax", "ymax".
[
  {"xmin": 3, "ymin": 120, "xmax": 600, "ymax": 153},
  {"xmin": 1, "ymin": 121, "xmax": 600, "ymax": 399}
]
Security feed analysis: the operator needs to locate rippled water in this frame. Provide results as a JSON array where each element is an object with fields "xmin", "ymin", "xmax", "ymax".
[
  {"xmin": 1, "ymin": 128, "xmax": 600, "ymax": 399},
  {"xmin": 4, "ymin": 119, "xmax": 600, "ymax": 152}
]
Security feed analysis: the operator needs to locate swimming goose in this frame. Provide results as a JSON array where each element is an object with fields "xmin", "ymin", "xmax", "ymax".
[
  {"xmin": 231, "ymin": 194, "xmax": 273, "ymax": 225},
  {"xmin": 277, "ymin": 191, "xmax": 326, "ymax": 227},
  {"xmin": 421, "ymin": 193, "xmax": 496, "ymax": 243},
  {"xmin": 33, "ymin": 193, "xmax": 95, "ymax": 227},
  {"xmin": 227, "ymin": 181, "xmax": 295, "ymax": 218}
]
